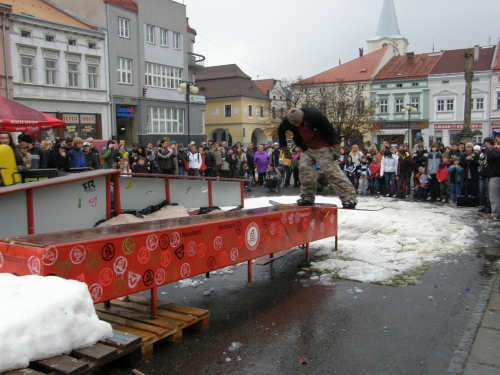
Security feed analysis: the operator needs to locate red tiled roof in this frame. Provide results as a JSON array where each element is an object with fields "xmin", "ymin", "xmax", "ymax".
[
  {"xmin": 492, "ymin": 42, "xmax": 500, "ymax": 71},
  {"xmin": 253, "ymin": 79, "xmax": 274, "ymax": 95},
  {"xmin": 429, "ymin": 47, "xmax": 495, "ymax": 75},
  {"xmin": 300, "ymin": 46, "xmax": 389, "ymax": 84},
  {"xmin": 103, "ymin": 0, "xmax": 137, "ymax": 12},
  {"xmin": 186, "ymin": 17, "xmax": 196, "ymax": 35},
  {"xmin": 374, "ymin": 52, "xmax": 441, "ymax": 81}
]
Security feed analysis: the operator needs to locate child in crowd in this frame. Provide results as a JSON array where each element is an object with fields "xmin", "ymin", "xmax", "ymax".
[
  {"xmin": 356, "ymin": 155, "xmax": 370, "ymax": 195},
  {"xmin": 415, "ymin": 166, "xmax": 429, "ymax": 200},
  {"xmin": 448, "ymin": 157, "xmax": 463, "ymax": 204},
  {"xmin": 344, "ymin": 155, "xmax": 356, "ymax": 187},
  {"xmin": 277, "ymin": 158, "xmax": 286, "ymax": 181},
  {"xmin": 425, "ymin": 143, "xmax": 442, "ymax": 201},
  {"xmin": 119, "ymin": 157, "xmax": 131, "ymax": 175},
  {"xmin": 436, "ymin": 154, "xmax": 451, "ymax": 203},
  {"xmin": 132, "ymin": 156, "xmax": 148, "ymax": 174},
  {"xmin": 369, "ymin": 155, "xmax": 381, "ymax": 195}
]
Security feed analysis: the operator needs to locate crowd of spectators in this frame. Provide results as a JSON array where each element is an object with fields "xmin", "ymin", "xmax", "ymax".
[
  {"xmin": 2, "ymin": 131, "xmax": 499, "ymax": 221},
  {"xmin": 336, "ymin": 136, "xmax": 500, "ymax": 220}
]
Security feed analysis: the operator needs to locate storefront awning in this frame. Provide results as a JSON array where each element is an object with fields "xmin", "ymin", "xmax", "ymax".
[{"xmin": 377, "ymin": 130, "xmax": 408, "ymax": 135}]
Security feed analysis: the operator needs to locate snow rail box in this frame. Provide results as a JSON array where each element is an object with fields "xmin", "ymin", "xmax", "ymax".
[{"xmin": 0, "ymin": 205, "xmax": 338, "ymax": 305}]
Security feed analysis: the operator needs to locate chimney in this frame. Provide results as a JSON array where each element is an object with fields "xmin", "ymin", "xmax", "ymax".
[
  {"xmin": 407, "ymin": 52, "xmax": 415, "ymax": 64},
  {"xmin": 359, "ymin": 48, "xmax": 364, "ymax": 57},
  {"xmin": 474, "ymin": 45, "xmax": 480, "ymax": 61}
]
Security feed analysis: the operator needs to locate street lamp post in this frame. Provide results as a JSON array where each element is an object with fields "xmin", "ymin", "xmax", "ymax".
[
  {"xmin": 177, "ymin": 81, "xmax": 199, "ymax": 142},
  {"xmin": 401, "ymin": 104, "xmax": 418, "ymax": 151}
]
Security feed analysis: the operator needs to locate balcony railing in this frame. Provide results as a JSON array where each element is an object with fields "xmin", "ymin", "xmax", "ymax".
[{"xmin": 188, "ymin": 52, "xmax": 205, "ymax": 67}]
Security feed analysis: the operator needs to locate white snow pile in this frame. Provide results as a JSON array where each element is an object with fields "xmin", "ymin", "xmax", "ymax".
[
  {"xmin": 244, "ymin": 196, "xmax": 477, "ymax": 284},
  {"xmin": 0, "ymin": 274, "xmax": 113, "ymax": 373}
]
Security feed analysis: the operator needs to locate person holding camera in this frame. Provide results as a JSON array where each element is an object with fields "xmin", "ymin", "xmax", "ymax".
[
  {"xmin": 263, "ymin": 164, "xmax": 282, "ymax": 193},
  {"xmin": 102, "ymin": 140, "xmax": 119, "ymax": 169}
]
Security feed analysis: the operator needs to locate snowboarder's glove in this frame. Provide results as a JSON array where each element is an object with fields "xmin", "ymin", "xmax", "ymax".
[{"xmin": 332, "ymin": 145, "xmax": 340, "ymax": 160}]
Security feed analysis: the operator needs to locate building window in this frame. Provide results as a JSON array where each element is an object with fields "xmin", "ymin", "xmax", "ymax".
[
  {"xmin": 475, "ymin": 98, "xmax": 484, "ymax": 110},
  {"xmin": 21, "ymin": 56, "xmax": 34, "ymax": 83},
  {"xmin": 446, "ymin": 99, "xmax": 454, "ymax": 111},
  {"xmin": 146, "ymin": 24, "xmax": 155, "ymax": 44},
  {"xmin": 357, "ymin": 100, "xmax": 364, "ymax": 114},
  {"xmin": 87, "ymin": 65, "xmax": 98, "ymax": 89},
  {"xmin": 173, "ymin": 32, "xmax": 181, "ymax": 50},
  {"xmin": 412, "ymin": 82, "xmax": 419, "ymax": 87},
  {"xmin": 497, "ymin": 93, "xmax": 500, "ymax": 109},
  {"xmin": 437, "ymin": 100, "xmax": 445, "ymax": 111},
  {"xmin": 410, "ymin": 97, "xmax": 419, "ymax": 111},
  {"xmin": 118, "ymin": 17, "xmax": 129, "ymax": 38},
  {"xmin": 160, "ymin": 28, "xmax": 168, "ymax": 47},
  {"xmin": 395, "ymin": 98, "xmax": 404, "ymax": 113},
  {"xmin": 379, "ymin": 99, "xmax": 388, "ymax": 113},
  {"xmin": 380, "ymin": 84, "xmax": 387, "ymax": 89},
  {"xmin": 118, "ymin": 58, "xmax": 132, "ymax": 84},
  {"xmin": 396, "ymin": 83, "xmax": 403, "ymax": 88},
  {"xmin": 248, "ymin": 105, "xmax": 252, "ymax": 117},
  {"xmin": 68, "ymin": 62, "xmax": 79, "ymax": 87},
  {"xmin": 225, "ymin": 105, "xmax": 232, "ymax": 117},
  {"xmin": 148, "ymin": 107, "xmax": 184, "ymax": 134},
  {"xmin": 21, "ymin": 30, "xmax": 31, "ymax": 38},
  {"xmin": 145, "ymin": 62, "xmax": 181, "ymax": 89},
  {"xmin": 45, "ymin": 35, "xmax": 54, "ymax": 42},
  {"xmin": 473, "ymin": 78, "xmax": 480, "ymax": 82},
  {"xmin": 88, "ymin": 42, "xmax": 96, "ymax": 49},
  {"xmin": 68, "ymin": 39, "xmax": 76, "ymax": 46},
  {"xmin": 260, "ymin": 106, "xmax": 264, "ymax": 118},
  {"xmin": 45, "ymin": 59, "xmax": 57, "ymax": 85},
  {"xmin": 442, "ymin": 80, "xmax": 449, "ymax": 84}
]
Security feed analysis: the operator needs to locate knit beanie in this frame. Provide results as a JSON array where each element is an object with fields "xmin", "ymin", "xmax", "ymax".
[
  {"xmin": 287, "ymin": 108, "xmax": 304, "ymax": 125},
  {"xmin": 466, "ymin": 142, "xmax": 474, "ymax": 149}
]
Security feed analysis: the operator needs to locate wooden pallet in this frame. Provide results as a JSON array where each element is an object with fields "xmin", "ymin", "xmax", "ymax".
[
  {"xmin": 4, "ymin": 330, "xmax": 142, "ymax": 375},
  {"xmin": 95, "ymin": 297, "xmax": 210, "ymax": 360}
]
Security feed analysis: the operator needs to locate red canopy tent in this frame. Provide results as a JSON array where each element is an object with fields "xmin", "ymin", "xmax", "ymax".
[{"xmin": 0, "ymin": 96, "xmax": 65, "ymax": 133}]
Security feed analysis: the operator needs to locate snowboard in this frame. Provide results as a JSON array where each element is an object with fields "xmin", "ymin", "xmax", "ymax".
[{"xmin": 268, "ymin": 200, "xmax": 384, "ymax": 211}]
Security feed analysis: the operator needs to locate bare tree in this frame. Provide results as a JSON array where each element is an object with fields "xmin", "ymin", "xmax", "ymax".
[{"xmin": 311, "ymin": 80, "xmax": 382, "ymax": 144}]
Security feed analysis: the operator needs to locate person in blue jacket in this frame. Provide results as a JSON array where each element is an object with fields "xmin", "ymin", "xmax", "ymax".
[{"xmin": 67, "ymin": 137, "xmax": 87, "ymax": 169}]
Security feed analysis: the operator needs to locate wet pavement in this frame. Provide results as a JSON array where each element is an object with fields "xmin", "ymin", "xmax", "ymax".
[{"xmin": 136, "ymin": 189, "xmax": 500, "ymax": 375}]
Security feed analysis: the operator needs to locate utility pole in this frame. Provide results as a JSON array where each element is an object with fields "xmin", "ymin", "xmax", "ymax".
[{"xmin": 459, "ymin": 48, "xmax": 475, "ymax": 144}]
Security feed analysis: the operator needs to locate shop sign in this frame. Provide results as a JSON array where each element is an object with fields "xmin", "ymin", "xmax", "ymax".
[
  {"xmin": 382, "ymin": 121, "xmax": 427, "ymax": 129},
  {"xmin": 63, "ymin": 114, "xmax": 79, "ymax": 124},
  {"xmin": 83, "ymin": 125, "xmax": 95, "ymax": 133},
  {"xmin": 435, "ymin": 123, "xmax": 482, "ymax": 130},
  {"xmin": 66, "ymin": 125, "xmax": 77, "ymax": 133},
  {"xmin": 117, "ymin": 107, "xmax": 134, "ymax": 118},
  {"xmin": 189, "ymin": 94, "xmax": 206, "ymax": 104},
  {"xmin": 80, "ymin": 114, "xmax": 96, "ymax": 124}
]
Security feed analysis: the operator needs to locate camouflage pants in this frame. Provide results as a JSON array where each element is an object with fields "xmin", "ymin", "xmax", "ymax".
[
  {"xmin": 299, "ymin": 147, "xmax": 357, "ymax": 204},
  {"xmin": 439, "ymin": 181, "xmax": 450, "ymax": 200}
]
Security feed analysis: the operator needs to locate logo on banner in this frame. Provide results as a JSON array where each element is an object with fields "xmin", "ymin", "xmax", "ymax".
[
  {"xmin": 28, "ymin": 256, "xmax": 41, "ymax": 275},
  {"xmin": 155, "ymin": 269, "xmax": 166, "ymax": 285},
  {"xmin": 70, "ymin": 246, "xmax": 86, "ymax": 264},
  {"xmin": 113, "ymin": 256, "xmax": 128, "ymax": 275},
  {"xmin": 89, "ymin": 284, "xmax": 103, "ymax": 302},
  {"xmin": 245, "ymin": 222, "xmax": 260, "ymax": 251},
  {"xmin": 128, "ymin": 272, "xmax": 141, "ymax": 288},
  {"xmin": 42, "ymin": 246, "xmax": 58, "ymax": 266},
  {"xmin": 146, "ymin": 234, "xmax": 158, "ymax": 251}
]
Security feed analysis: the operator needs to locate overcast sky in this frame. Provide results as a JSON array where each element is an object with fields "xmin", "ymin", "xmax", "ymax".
[{"xmin": 181, "ymin": 0, "xmax": 500, "ymax": 81}]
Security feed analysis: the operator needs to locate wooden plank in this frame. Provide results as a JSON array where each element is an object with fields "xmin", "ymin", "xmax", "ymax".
[
  {"xmin": 129, "ymin": 296, "xmax": 209, "ymax": 318},
  {"xmin": 96, "ymin": 311, "xmax": 172, "ymax": 337},
  {"xmin": 95, "ymin": 304, "xmax": 185, "ymax": 331},
  {"xmin": 108, "ymin": 324, "xmax": 156, "ymax": 346},
  {"xmin": 35, "ymin": 354, "xmax": 89, "ymax": 375},
  {"xmin": 71, "ymin": 343, "xmax": 117, "ymax": 362},
  {"xmin": 102, "ymin": 330, "xmax": 141, "ymax": 350},
  {"xmin": 110, "ymin": 300, "xmax": 197, "ymax": 325}
]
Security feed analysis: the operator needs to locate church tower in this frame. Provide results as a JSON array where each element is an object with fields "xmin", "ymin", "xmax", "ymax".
[{"xmin": 367, "ymin": 0, "xmax": 409, "ymax": 55}]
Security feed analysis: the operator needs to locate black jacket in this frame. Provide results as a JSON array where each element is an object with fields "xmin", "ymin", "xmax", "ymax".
[
  {"xmin": 486, "ymin": 148, "xmax": 500, "ymax": 178},
  {"xmin": 278, "ymin": 108, "xmax": 341, "ymax": 151},
  {"xmin": 85, "ymin": 151, "xmax": 100, "ymax": 170},
  {"xmin": 412, "ymin": 150, "xmax": 427, "ymax": 172},
  {"xmin": 459, "ymin": 152, "xmax": 479, "ymax": 181}
]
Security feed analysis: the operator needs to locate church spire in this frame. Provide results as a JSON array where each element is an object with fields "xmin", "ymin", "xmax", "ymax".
[{"xmin": 375, "ymin": 0, "xmax": 401, "ymax": 38}]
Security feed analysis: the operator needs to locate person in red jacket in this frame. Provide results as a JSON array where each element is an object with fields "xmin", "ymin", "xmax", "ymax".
[
  {"xmin": 436, "ymin": 154, "xmax": 451, "ymax": 203},
  {"xmin": 369, "ymin": 155, "xmax": 381, "ymax": 195}
]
